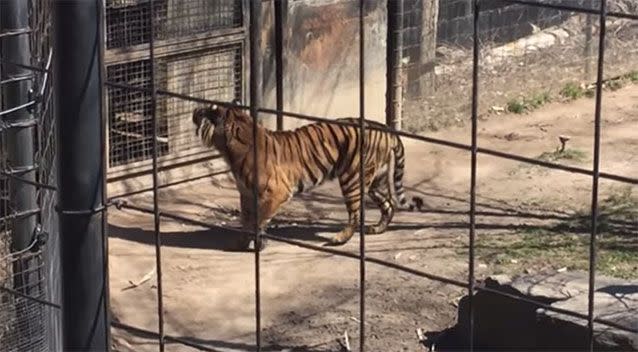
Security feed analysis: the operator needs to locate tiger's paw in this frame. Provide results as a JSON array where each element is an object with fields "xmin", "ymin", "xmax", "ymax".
[
  {"xmin": 233, "ymin": 235, "xmax": 252, "ymax": 252},
  {"xmin": 254, "ymin": 234, "xmax": 268, "ymax": 252},
  {"xmin": 323, "ymin": 229, "xmax": 354, "ymax": 246},
  {"xmin": 398, "ymin": 196, "xmax": 425, "ymax": 212}
]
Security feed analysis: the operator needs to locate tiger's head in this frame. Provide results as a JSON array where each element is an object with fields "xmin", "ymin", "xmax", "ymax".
[
  {"xmin": 192, "ymin": 99, "xmax": 250, "ymax": 150},
  {"xmin": 192, "ymin": 99, "xmax": 243, "ymax": 132}
]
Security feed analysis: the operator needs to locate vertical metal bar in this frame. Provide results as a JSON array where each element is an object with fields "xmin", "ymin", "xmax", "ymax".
[
  {"xmin": 358, "ymin": 0, "xmax": 366, "ymax": 351},
  {"xmin": 148, "ymin": 0, "xmax": 165, "ymax": 351},
  {"xmin": 386, "ymin": 0, "xmax": 403, "ymax": 130},
  {"xmin": 53, "ymin": 0, "xmax": 109, "ymax": 349},
  {"xmin": 588, "ymin": 0, "xmax": 606, "ymax": 350},
  {"xmin": 274, "ymin": 0, "xmax": 285, "ymax": 131},
  {"xmin": 468, "ymin": 0, "xmax": 481, "ymax": 351},
  {"xmin": 249, "ymin": 0, "xmax": 263, "ymax": 351},
  {"xmin": 97, "ymin": 0, "xmax": 113, "ymax": 348}
]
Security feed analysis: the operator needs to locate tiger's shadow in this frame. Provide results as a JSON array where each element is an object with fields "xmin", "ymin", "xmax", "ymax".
[{"xmin": 108, "ymin": 222, "xmax": 334, "ymax": 252}]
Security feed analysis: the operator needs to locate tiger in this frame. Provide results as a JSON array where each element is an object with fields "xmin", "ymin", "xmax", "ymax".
[{"xmin": 192, "ymin": 102, "xmax": 421, "ymax": 251}]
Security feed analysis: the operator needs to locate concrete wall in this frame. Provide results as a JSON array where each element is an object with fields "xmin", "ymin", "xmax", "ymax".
[{"xmin": 260, "ymin": 0, "xmax": 387, "ymax": 129}]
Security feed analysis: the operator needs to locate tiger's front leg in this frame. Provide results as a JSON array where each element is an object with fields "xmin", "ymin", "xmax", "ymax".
[
  {"xmin": 237, "ymin": 193, "xmax": 255, "ymax": 251},
  {"xmin": 239, "ymin": 187, "xmax": 291, "ymax": 251}
]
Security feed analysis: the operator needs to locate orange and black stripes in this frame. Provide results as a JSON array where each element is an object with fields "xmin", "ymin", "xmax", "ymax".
[{"xmin": 192, "ymin": 104, "xmax": 418, "ymax": 247}]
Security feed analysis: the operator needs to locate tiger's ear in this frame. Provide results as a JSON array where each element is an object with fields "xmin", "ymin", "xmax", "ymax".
[
  {"xmin": 210, "ymin": 104, "xmax": 218, "ymax": 111},
  {"xmin": 231, "ymin": 98, "xmax": 242, "ymax": 106}
]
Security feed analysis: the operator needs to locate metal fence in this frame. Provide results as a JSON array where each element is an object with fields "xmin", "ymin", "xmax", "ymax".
[
  {"xmin": 0, "ymin": 0, "xmax": 60, "ymax": 351},
  {"xmin": 400, "ymin": 0, "xmax": 638, "ymax": 133},
  {"xmin": 106, "ymin": 0, "xmax": 637, "ymax": 351}
]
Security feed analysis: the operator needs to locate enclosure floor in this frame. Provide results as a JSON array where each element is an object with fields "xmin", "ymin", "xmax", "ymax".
[{"xmin": 108, "ymin": 85, "xmax": 638, "ymax": 352}]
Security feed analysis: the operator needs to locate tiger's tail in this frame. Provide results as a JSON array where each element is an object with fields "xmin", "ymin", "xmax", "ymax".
[{"xmin": 391, "ymin": 135, "xmax": 423, "ymax": 211}]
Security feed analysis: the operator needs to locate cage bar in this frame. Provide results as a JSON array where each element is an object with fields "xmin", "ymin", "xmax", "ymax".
[
  {"xmin": 102, "ymin": 1, "xmax": 638, "ymax": 350},
  {"xmin": 249, "ymin": 0, "xmax": 263, "ymax": 350},
  {"xmin": 148, "ymin": 0, "xmax": 166, "ymax": 351}
]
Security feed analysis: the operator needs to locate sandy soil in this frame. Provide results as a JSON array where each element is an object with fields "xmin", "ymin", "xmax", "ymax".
[{"xmin": 108, "ymin": 85, "xmax": 638, "ymax": 352}]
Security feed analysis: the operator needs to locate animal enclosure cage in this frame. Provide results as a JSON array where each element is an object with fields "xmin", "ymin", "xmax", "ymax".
[
  {"xmin": 104, "ymin": 0, "xmax": 245, "ymax": 184},
  {"xmin": 1, "ymin": 0, "xmax": 637, "ymax": 351},
  {"xmin": 104, "ymin": 0, "xmax": 638, "ymax": 351}
]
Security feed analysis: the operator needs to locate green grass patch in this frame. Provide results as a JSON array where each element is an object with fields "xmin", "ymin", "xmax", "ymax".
[
  {"xmin": 506, "ymin": 91, "xmax": 551, "ymax": 114},
  {"xmin": 537, "ymin": 148, "xmax": 587, "ymax": 163},
  {"xmin": 458, "ymin": 187, "xmax": 637, "ymax": 279},
  {"xmin": 560, "ymin": 82, "xmax": 586, "ymax": 100},
  {"xmin": 470, "ymin": 230, "xmax": 637, "ymax": 280}
]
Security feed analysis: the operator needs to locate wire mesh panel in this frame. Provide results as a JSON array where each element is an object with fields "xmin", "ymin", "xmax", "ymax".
[
  {"xmin": 106, "ymin": 0, "xmax": 243, "ymax": 49},
  {"xmin": 104, "ymin": 0, "xmax": 246, "ymax": 182},
  {"xmin": 400, "ymin": 0, "xmax": 638, "ymax": 133},
  {"xmin": 0, "ymin": 0, "xmax": 59, "ymax": 351},
  {"xmin": 106, "ymin": 44, "xmax": 243, "ymax": 170}
]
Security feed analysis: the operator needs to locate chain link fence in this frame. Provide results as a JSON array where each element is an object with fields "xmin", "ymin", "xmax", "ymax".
[
  {"xmin": 400, "ymin": 0, "xmax": 638, "ymax": 133},
  {"xmin": 0, "ymin": 0, "xmax": 60, "ymax": 351}
]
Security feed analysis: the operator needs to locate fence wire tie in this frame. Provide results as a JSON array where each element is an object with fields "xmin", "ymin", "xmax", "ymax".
[
  {"xmin": 55, "ymin": 199, "xmax": 125, "ymax": 216},
  {"xmin": 2, "ymin": 164, "xmax": 38, "ymax": 175},
  {"xmin": 0, "ymin": 27, "xmax": 31, "ymax": 38},
  {"xmin": 0, "ymin": 224, "xmax": 48, "ymax": 262},
  {"xmin": 0, "ymin": 117, "xmax": 38, "ymax": 131}
]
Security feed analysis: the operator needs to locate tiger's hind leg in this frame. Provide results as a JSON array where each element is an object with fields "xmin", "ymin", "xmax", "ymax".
[
  {"xmin": 327, "ymin": 168, "xmax": 375, "ymax": 246},
  {"xmin": 365, "ymin": 173, "xmax": 394, "ymax": 235}
]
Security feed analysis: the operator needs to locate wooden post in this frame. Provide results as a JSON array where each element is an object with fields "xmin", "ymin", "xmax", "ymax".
[{"xmin": 406, "ymin": 0, "xmax": 439, "ymax": 100}]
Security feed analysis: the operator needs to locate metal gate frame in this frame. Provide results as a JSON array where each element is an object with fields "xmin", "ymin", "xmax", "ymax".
[
  {"xmin": 102, "ymin": 0, "xmax": 249, "ymax": 185},
  {"xmin": 105, "ymin": 0, "xmax": 638, "ymax": 351}
]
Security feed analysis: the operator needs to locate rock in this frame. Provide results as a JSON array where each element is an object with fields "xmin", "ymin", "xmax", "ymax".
[
  {"xmin": 538, "ymin": 284, "xmax": 638, "ymax": 351},
  {"xmin": 441, "ymin": 271, "xmax": 637, "ymax": 351}
]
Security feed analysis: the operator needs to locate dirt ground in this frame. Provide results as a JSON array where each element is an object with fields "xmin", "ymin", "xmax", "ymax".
[{"xmin": 108, "ymin": 84, "xmax": 638, "ymax": 352}]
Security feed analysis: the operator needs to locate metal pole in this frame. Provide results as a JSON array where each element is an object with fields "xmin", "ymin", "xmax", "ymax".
[
  {"xmin": 1, "ymin": 0, "xmax": 37, "ymax": 264},
  {"xmin": 249, "ymin": 0, "xmax": 263, "ymax": 350},
  {"xmin": 274, "ymin": 0, "xmax": 286, "ymax": 131},
  {"xmin": 468, "ymin": 0, "xmax": 481, "ymax": 351},
  {"xmin": 148, "ymin": 0, "xmax": 166, "ymax": 350},
  {"xmin": 53, "ymin": 0, "xmax": 109, "ymax": 350},
  {"xmin": 386, "ymin": 0, "xmax": 403, "ymax": 130},
  {"xmin": 358, "ymin": 0, "xmax": 366, "ymax": 350},
  {"xmin": 587, "ymin": 0, "xmax": 606, "ymax": 350},
  {"xmin": 0, "ymin": 0, "xmax": 39, "ymax": 345}
]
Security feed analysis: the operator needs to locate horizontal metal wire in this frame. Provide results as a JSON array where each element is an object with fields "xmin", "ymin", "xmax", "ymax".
[
  {"xmin": 500, "ymin": 0, "xmax": 638, "ymax": 20},
  {"xmin": 108, "ymin": 169, "xmax": 230, "ymax": 200},
  {"xmin": 0, "ymin": 286, "xmax": 61, "ymax": 309},
  {"xmin": 0, "ymin": 208, "xmax": 41, "ymax": 225},
  {"xmin": 0, "ymin": 58, "xmax": 49, "ymax": 73},
  {"xmin": 0, "ymin": 100, "xmax": 37, "ymax": 117},
  {"xmin": 0, "ymin": 172, "xmax": 56, "ymax": 190},
  {"xmin": 111, "ymin": 321, "xmax": 221, "ymax": 352},
  {"xmin": 1, "ymin": 74, "xmax": 34, "ymax": 85},
  {"xmin": 103, "ymin": 81, "xmax": 638, "ymax": 186},
  {"xmin": 113, "ymin": 200, "xmax": 637, "ymax": 334}
]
